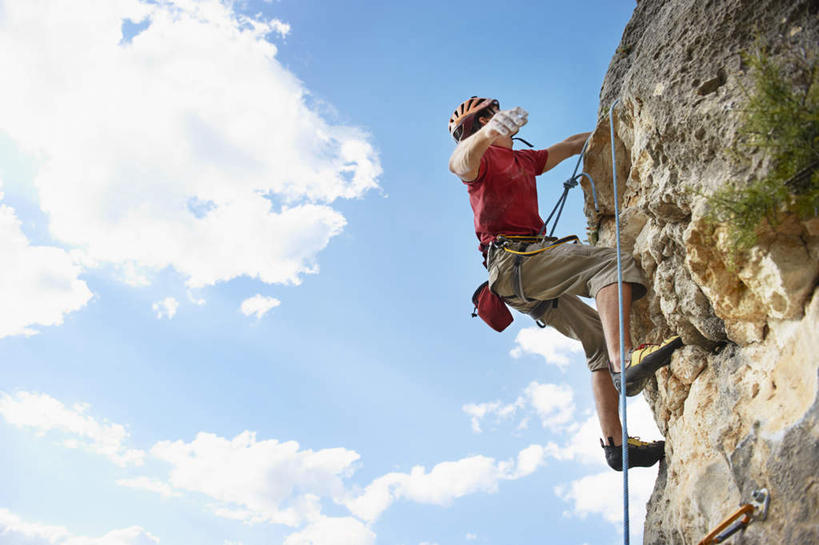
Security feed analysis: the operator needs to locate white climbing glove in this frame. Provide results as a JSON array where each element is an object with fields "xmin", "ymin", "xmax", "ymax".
[{"xmin": 485, "ymin": 106, "xmax": 528, "ymax": 137}]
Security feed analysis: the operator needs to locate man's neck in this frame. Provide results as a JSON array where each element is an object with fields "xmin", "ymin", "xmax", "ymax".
[{"xmin": 492, "ymin": 136, "xmax": 514, "ymax": 149}]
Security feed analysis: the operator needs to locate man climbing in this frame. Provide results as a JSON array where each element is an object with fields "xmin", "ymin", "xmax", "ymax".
[{"xmin": 448, "ymin": 96, "xmax": 683, "ymax": 471}]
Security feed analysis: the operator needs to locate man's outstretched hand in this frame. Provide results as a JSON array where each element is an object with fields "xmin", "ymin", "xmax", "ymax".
[{"xmin": 485, "ymin": 107, "xmax": 528, "ymax": 137}]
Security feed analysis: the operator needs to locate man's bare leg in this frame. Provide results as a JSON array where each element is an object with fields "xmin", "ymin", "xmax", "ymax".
[
  {"xmin": 595, "ymin": 282, "xmax": 633, "ymax": 372},
  {"xmin": 592, "ymin": 369, "xmax": 622, "ymax": 445}
]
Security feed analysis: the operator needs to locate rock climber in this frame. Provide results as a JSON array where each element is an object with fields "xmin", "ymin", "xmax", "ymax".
[{"xmin": 448, "ymin": 96, "xmax": 683, "ymax": 471}]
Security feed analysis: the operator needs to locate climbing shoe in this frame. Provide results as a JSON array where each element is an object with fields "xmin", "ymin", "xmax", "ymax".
[
  {"xmin": 601, "ymin": 436, "xmax": 665, "ymax": 472},
  {"xmin": 610, "ymin": 335, "xmax": 683, "ymax": 397}
]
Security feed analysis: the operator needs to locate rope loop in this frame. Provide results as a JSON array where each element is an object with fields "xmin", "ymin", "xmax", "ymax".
[{"xmin": 538, "ymin": 135, "xmax": 598, "ymax": 239}]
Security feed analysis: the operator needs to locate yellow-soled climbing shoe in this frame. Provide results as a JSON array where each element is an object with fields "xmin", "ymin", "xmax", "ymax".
[
  {"xmin": 601, "ymin": 436, "xmax": 665, "ymax": 472},
  {"xmin": 611, "ymin": 335, "xmax": 683, "ymax": 397}
]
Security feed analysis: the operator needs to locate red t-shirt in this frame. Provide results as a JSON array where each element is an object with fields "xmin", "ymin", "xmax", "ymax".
[{"xmin": 464, "ymin": 145, "xmax": 550, "ymax": 254}]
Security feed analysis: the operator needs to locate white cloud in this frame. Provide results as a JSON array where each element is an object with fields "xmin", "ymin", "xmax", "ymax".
[
  {"xmin": 622, "ymin": 397, "xmax": 664, "ymax": 443},
  {"xmin": 266, "ymin": 20, "xmax": 291, "ymax": 38},
  {"xmin": 460, "ymin": 382, "xmax": 663, "ymax": 539},
  {"xmin": 554, "ymin": 468, "xmax": 657, "ymax": 530},
  {"xmin": 524, "ymin": 382, "xmax": 576, "ymax": 430},
  {"xmin": 0, "ymin": 508, "xmax": 158, "ymax": 545},
  {"xmin": 466, "ymin": 534, "xmax": 477, "ymax": 541},
  {"xmin": 0, "ymin": 508, "xmax": 69, "ymax": 544},
  {"xmin": 557, "ymin": 396, "xmax": 663, "ymax": 467},
  {"xmin": 463, "ymin": 381, "xmax": 575, "ymax": 434},
  {"xmin": 0, "ymin": 391, "xmax": 145, "ymax": 466},
  {"xmin": 151, "ymin": 297, "xmax": 179, "ymax": 319},
  {"xmin": 151, "ymin": 431, "xmax": 359, "ymax": 526},
  {"xmin": 343, "ymin": 443, "xmax": 555, "ymax": 523},
  {"xmin": 461, "ymin": 400, "xmax": 520, "ymax": 433},
  {"xmin": 282, "ymin": 517, "xmax": 375, "ymax": 545},
  {"xmin": 510, "ymin": 326, "xmax": 584, "ymax": 368},
  {"xmin": 0, "ymin": 185, "xmax": 93, "ymax": 339},
  {"xmin": 553, "ymin": 397, "xmax": 664, "ymax": 540},
  {"xmin": 116, "ymin": 477, "xmax": 181, "ymax": 498},
  {"xmin": 240, "ymin": 294, "xmax": 280, "ymax": 319},
  {"xmin": 186, "ymin": 290, "xmax": 206, "ymax": 306},
  {"xmin": 0, "ymin": 0, "xmax": 380, "ymax": 290},
  {"xmin": 3, "ymin": 389, "xmax": 660, "ymax": 539},
  {"xmin": 553, "ymin": 413, "xmax": 606, "ymax": 466},
  {"xmin": 63, "ymin": 527, "xmax": 160, "ymax": 545}
]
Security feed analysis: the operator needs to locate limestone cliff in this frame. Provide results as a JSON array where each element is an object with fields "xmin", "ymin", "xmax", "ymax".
[{"xmin": 581, "ymin": 1, "xmax": 819, "ymax": 543}]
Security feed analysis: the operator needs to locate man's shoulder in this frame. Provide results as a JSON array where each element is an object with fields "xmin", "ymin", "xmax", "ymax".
[{"xmin": 513, "ymin": 147, "xmax": 550, "ymax": 174}]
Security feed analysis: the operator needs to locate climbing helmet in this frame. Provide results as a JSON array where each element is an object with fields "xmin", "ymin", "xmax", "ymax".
[{"xmin": 448, "ymin": 96, "xmax": 499, "ymax": 142}]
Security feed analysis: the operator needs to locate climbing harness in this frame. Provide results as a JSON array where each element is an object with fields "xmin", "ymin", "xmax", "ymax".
[
  {"xmin": 698, "ymin": 488, "xmax": 770, "ymax": 545},
  {"xmin": 495, "ymin": 234, "xmax": 580, "ymax": 257},
  {"xmin": 494, "ymin": 234, "xmax": 580, "ymax": 305},
  {"xmin": 609, "ymin": 98, "xmax": 631, "ymax": 545}
]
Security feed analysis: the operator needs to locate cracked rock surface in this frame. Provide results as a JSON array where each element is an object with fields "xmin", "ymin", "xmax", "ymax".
[{"xmin": 581, "ymin": 1, "xmax": 819, "ymax": 543}]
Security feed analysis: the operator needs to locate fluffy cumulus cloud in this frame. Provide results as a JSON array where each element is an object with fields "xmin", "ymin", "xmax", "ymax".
[
  {"xmin": 461, "ymin": 399, "xmax": 520, "ymax": 433},
  {"xmin": 151, "ymin": 297, "xmax": 179, "ymax": 319},
  {"xmin": 0, "ymin": 0, "xmax": 380, "ymax": 290},
  {"xmin": 4, "ymin": 388, "xmax": 624, "ymax": 540},
  {"xmin": 525, "ymin": 382, "xmax": 576, "ymax": 430},
  {"xmin": 0, "ymin": 391, "xmax": 145, "ymax": 466},
  {"xmin": 0, "ymin": 508, "xmax": 158, "ymax": 545},
  {"xmin": 0, "ymin": 508, "xmax": 69, "ymax": 544},
  {"xmin": 0, "ymin": 184, "xmax": 93, "ymax": 338},
  {"xmin": 510, "ymin": 326, "xmax": 584, "ymax": 368},
  {"xmin": 343, "ymin": 444, "xmax": 555, "ymax": 522},
  {"xmin": 240, "ymin": 294, "xmax": 281, "ymax": 319},
  {"xmin": 282, "ymin": 517, "xmax": 375, "ymax": 545},
  {"xmin": 558, "ymin": 397, "xmax": 662, "ymax": 464},
  {"xmin": 463, "ymin": 381, "xmax": 575, "ymax": 434},
  {"xmin": 462, "ymin": 379, "xmax": 664, "ymax": 538},
  {"xmin": 554, "ymin": 468, "xmax": 657, "ymax": 530},
  {"xmin": 553, "ymin": 396, "xmax": 664, "ymax": 539},
  {"xmin": 151, "ymin": 431, "xmax": 360, "ymax": 526}
]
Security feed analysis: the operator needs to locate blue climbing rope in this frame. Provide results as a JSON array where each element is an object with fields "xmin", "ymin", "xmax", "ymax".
[
  {"xmin": 609, "ymin": 98, "xmax": 630, "ymax": 545},
  {"xmin": 538, "ymin": 137, "xmax": 599, "ymax": 238}
]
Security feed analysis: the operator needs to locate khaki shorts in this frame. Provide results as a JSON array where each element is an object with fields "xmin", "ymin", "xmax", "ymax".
[{"xmin": 487, "ymin": 239, "xmax": 647, "ymax": 371}]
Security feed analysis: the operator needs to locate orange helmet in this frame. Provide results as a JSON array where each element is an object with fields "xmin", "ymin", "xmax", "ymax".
[{"xmin": 448, "ymin": 96, "xmax": 499, "ymax": 142}]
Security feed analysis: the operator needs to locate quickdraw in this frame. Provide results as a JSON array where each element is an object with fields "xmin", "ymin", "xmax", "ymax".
[{"xmin": 698, "ymin": 488, "xmax": 771, "ymax": 545}]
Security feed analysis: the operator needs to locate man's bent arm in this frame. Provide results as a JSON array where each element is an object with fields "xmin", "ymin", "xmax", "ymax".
[
  {"xmin": 448, "ymin": 126, "xmax": 502, "ymax": 182},
  {"xmin": 542, "ymin": 132, "xmax": 591, "ymax": 174}
]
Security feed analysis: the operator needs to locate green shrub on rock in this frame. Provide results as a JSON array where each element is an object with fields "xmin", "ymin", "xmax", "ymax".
[{"xmin": 706, "ymin": 43, "xmax": 818, "ymax": 252}]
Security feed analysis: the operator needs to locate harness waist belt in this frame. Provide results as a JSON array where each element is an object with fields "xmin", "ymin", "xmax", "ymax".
[{"xmin": 500, "ymin": 234, "xmax": 580, "ymax": 303}]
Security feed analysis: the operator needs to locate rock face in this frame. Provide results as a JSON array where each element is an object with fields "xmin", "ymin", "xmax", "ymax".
[{"xmin": 582, "ymin": 1, "xmax": 819, "ymax": 543}]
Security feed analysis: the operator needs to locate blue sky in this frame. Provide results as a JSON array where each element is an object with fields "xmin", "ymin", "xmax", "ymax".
[{"xmin": 0, "ymin": 1, "xmax": 664, "ymax": 545}]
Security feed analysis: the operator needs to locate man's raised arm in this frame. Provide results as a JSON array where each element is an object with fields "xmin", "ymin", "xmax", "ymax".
[{"xmin": 448, "ymin": 107, "xmax": 529, "ymax": 182}]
